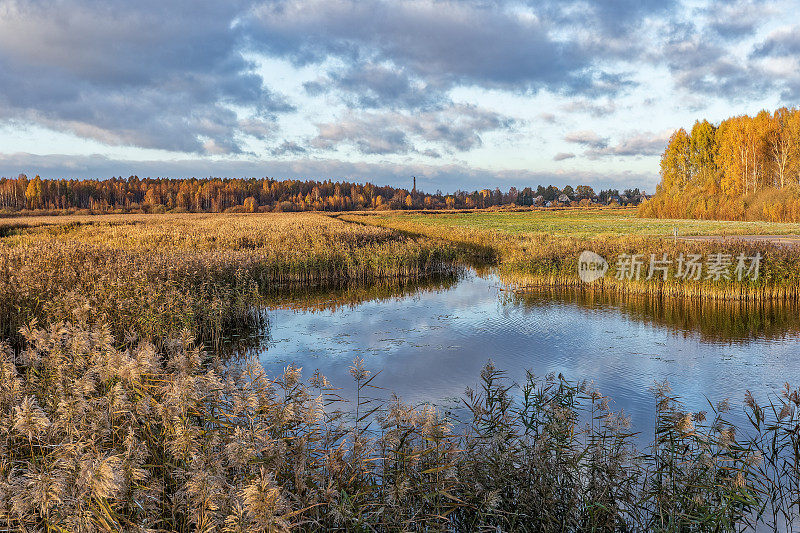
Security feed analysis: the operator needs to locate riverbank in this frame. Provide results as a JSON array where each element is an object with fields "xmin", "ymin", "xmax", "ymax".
[{"xmin": 341, "ymin": 211, "xmax": 800, "ymax": 301}]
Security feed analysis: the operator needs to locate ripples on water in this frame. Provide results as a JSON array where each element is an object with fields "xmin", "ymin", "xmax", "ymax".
[{"xmin": 258, "ymin": 270, "xmax": 800, "ymax": 433}]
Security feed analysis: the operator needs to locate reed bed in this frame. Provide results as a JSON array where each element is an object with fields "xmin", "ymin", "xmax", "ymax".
[
  {"xmin": 498, "ymin": 234, "xmax": 800, "ymax": 302},
  {"xmin": 0, "ymin": 213, "xmax": 460, "ymax": 348},
  {"xmin": 1, "ymin": 321, "xmax": 798, "ymax": 531},
  {"xmin": 3, "ymin": 211, "xmax": 800, "ymax": 531},
  {"xmin": 344, "ymin": 213, "xmax": 800, "ymax": 301}
]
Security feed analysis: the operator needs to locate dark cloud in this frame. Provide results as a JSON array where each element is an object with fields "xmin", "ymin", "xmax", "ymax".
[
  {"xmin": 270, "ymin": 141, "xmax": 307, "ymax": 156},
  {"xmin": 311, "ymin": 105, "xmax": 514, "ymax": 155},
  {"xmin": 304, "ymin": 63, "xmax": 444, "ymax": 110},
  {"xmin": 752, "ymin": 26, "xmax": 800, "ymax": 57},
  {"xmin": 537, "ymin": 0, "xmax": 677, "ymax": 38},
  {"xmin": 247, "ymin": 0, "xmax": 642, "ymax": 97},
  {"xmin": 660, "ymin": 28, "xmax": 768, "ymax": 98},
  {"xmin": 585, "ymin": 131, "xmax": 671, "ymax": 158},
  {"xmin": 563, "ymin": 130, "xmax": 668, "ymax": 160},
  {"xmin": 704, "ymin": 0, "xmax": 767, "ymax": 40},
  {"xmin": 749, "ymin": 25, "xmax": 800, "ymax": 100},
  {"xmin": 553, "ymin": 152, "xmax": 575, "ymax": 161},
  {"xmin": 0, "ymin": 0, "xmax": 293, "ymax": 154},
  {"xmin": 564, "ymin": 130, "xmax": 609, "ymax": 149},
  {"xmin": 0, "ymin": 152, "xmax": 658, "ymax": 193}
]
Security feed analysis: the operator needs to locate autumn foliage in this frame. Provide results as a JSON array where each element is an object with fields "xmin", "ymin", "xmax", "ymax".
[
  {"xmin": 0, "ymin": 175, "xmax": 642, "ymax": 215},
  {"xmin": 640, "ymin": 107, "xmax": 800, "ymax": 221}
]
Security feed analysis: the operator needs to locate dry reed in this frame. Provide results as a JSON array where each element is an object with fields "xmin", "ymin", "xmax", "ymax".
[{"xmin": 1, "ymin": 322, "xmax": 798, "ymax": 531}]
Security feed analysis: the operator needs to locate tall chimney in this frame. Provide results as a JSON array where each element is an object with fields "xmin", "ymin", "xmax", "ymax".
[{"xmin": 413, "ymin": 176, "xmax": 416, "ymax": 193}]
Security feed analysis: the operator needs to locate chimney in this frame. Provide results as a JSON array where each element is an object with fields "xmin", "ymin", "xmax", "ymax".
[{"xmin": 412, "ymin": 176, "xmax": 416, "ymax": 193}]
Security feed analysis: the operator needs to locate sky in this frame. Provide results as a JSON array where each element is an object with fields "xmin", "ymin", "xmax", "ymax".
[{"xmin": 0, "ymin": 0, "xmax": 798, "ymax": 193}]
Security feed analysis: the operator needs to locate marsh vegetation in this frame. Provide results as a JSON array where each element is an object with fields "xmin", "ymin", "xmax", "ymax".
[{"xmin": 1, "ymin": 210, "xmax": 799, "ymax": 531}]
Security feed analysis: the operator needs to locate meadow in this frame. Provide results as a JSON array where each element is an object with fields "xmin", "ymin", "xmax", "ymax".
[
  {"xmin": 1, "ymin": 209, "xmax": 800, "ymax": 531},
  {"xmin": 344, "ymin": 207, "xmax": 800, "ymax": 238},
  {"xmin": 342, "ymin": 209, "xmax": 800, "ymax": 300}
]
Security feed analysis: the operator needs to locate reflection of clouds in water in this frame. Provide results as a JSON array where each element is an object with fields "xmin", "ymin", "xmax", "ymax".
[{"xmin": 260, "ymin": 272, "xmax": 800, "ymax": 434}]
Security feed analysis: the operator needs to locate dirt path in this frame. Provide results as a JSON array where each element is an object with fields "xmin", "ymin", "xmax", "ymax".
[{"xmin": 679, "ymin": 235, "xmax": 800, "ymax": 247}]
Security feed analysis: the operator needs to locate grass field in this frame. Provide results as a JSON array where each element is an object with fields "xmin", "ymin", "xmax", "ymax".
[{"xmin": 345, "ymin": 208, "xmax": 800, "ymax": 238}]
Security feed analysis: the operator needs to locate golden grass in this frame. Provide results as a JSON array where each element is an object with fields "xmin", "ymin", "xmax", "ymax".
[
  {"xmin": 342, "ymin": 211, "xmax": 800, "ymax": 300},
  {"xmin": 1, "ymin": 211, "xmax": 800, "ymax": 530},
  {"xmin": 1, "ymin": 322, "xmax": 797, "ymax": 531},
  {"xmin": 0, "ymin": 213, "xmax": 461, "ymax": 347}
]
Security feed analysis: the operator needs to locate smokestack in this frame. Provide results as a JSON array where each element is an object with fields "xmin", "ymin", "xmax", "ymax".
[{"xmin": 412, "ymin": 176, "xmax": 416, "ymax": 193}]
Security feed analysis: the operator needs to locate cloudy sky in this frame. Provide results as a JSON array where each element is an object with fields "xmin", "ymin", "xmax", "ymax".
[{"xmin": 0, "ymin": 0, "xmax": 798, "ymax": 193}]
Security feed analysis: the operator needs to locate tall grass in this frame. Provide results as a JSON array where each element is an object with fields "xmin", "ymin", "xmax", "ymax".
[
  {"xmin": 343, "ymin": 212, "xmax": 800, "ymax": 300},
  {"xmin": 0, "ymin": 213, "xmax": 460, "ymax": 348},
  {"xmin": 3, "ymin": 211, "xmax": 800, "ymax": 531},
  {"xmin": 1, "ymin": 321, "xmax": 798, "ymax": 531}
]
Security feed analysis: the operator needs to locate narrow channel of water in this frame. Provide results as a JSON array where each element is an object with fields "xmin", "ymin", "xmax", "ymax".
[{"xmin": 259, "ymin": 270, "xmax": 800, "ymax": 433}]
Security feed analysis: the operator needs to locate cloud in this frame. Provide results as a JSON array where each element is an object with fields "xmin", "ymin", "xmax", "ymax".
[
  {"xmin": 553, "ymin": 152, "xmax": 575, "ymax": 161},
  {"xmin": 585, "ymin": 131, "xmax": 671, "ymax": 158},
  {"xmin": 270, "ymin": 141, "xmax": 307, "ymax": 156},
  {"xmin": 704, "ymin": 0, "xmax": 771, "ymax": 40},
  {"xmin": 247, "ymin": 0, "xmax": 645, "ymax": 97},
  {"xmin": 311, "ymin": 104, "xmax": 515, "ymax": 155},
  {"xmin": 752, "ymin": 25, "xmax": 800, "ymax": 58},
  {"xmin": 0, "ymin": 0, "xmax": 293, "ymax": 154},
  {"xmin": 304, "ymin": 63, "xmax": 444, "ymax": 110},
  {"xmin": 659, "ymin": 29, "xmax": 766, "ymax": 98},
  {"xmin": 654, "ymin": 14, "xmax": 800, "ymax": 100},
  {"xmin": 564, "ymin": 130, "xmax": 609, "ymax": 149}
]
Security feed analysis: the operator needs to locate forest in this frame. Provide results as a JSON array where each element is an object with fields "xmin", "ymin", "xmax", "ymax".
[
  {"xmin": 640, "ymin": 107, "xmax": 800, "ymax": 221},
  {"xmin": 0, "ymin": 174, "xmax": 642, "ymax": 214}
]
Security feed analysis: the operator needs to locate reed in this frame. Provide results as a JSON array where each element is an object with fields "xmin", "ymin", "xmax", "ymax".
[
  {"xmin": 0, "ymin": 213, "xmax": 460, "ymax": 348},
  {"xmin": 1, "ymin": 321, "xmax": 797, "ymax": 532},
  {"xmin": 3, "ymin": 210, "xmax": 800, "ymax": 531},
  {"xmin": 343, "ymin": 212, "xmax": 800, "ymax": 301}
]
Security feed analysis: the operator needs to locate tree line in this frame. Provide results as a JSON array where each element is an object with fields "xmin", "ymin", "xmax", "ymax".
[
  {"xmin": 0, "ymin": 175, "xmax": 643, "ymax": 214},
  {"xmin": 641, "ymin": 107, "xmax": 800, "ymax": 221}
]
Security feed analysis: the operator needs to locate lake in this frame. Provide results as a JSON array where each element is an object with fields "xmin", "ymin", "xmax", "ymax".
[{"xmin": 259, "ymin": 270, "xmax": 800, "ymax": 434}]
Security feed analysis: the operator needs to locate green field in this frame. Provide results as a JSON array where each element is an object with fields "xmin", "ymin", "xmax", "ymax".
[{"xmin": 352, "ymin": 208, "xmax": 800, "ymax": 238}]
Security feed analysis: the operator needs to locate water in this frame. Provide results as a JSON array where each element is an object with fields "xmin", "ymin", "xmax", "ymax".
[{"xmin": 259, "ymin": 270, "xmax": 800, "ymax": 433}]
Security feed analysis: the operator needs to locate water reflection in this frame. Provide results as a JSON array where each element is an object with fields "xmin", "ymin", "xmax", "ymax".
[
  {"xmin": 263, "ymin": 272, "xmax": 461, "ymax": 312},
  {"xmin": 258, "ymin": 270, "xmax": 800, "ymax": 433}
]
